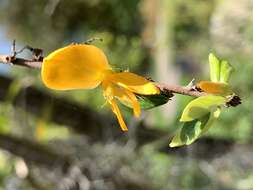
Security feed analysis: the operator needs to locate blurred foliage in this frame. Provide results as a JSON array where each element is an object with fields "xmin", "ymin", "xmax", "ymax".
[{"xmin": 0, "ymin": 0, "xmax": 252, "ymax": 189}]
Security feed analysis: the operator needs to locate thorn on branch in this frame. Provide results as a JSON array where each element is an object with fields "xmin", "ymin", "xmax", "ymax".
[{"xmin": 185, "ymin": 78, "xmax": 195, "ymax": 89}]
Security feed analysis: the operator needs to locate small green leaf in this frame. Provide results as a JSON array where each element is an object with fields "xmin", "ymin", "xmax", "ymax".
[
  {"xmin": 169, "ymin": 113, "xmax": 211, "ymax": 147},
  {"xmin": 200, "ymin": 108, "xmax": 221, "ymax": 135},
  {"xmin": 169, "ymin": 109, "xmax": 221, "ymax": 147},
  {"xmin": 180, "ymin": 95, "xmax": 226, "ymax": 122},
  {"xmin": 137, "ymin": 92, "xmax": 172, "ymax": 110},
  {"xmin": 209, "ymin": 53, "xmax": 220, "ymax": 82},
  {"xmin": 220, "ymin": 60, "xmax": 234, "ymax": 83}
]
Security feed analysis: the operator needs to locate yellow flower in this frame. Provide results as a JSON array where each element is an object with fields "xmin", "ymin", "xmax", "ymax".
[{"xmin": 41, "ymin": 44, "xmax": 160, "ymax": 131}]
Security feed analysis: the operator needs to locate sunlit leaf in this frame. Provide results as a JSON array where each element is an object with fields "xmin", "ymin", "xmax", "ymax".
[
  {"xmin": 180, "ymin": 95, "xmax": 226, "ymax": 122},
  {"xmin": 170, "ymin": 113, "xmax": 210, "ymax": 147},
  {"xmin": 200, "ymin": 108, "xmax": 221, "ymax": 135},
  {"xmin": 220, "ymin": 60, "xmax": 234, "ymax": 83},
  {"xmin": 209, "ymin": 53, "xmax": 220, "ymax": 82},
  {"xmin": 170, "ymin": 108, "xmax": 221, "ymax": 147}
]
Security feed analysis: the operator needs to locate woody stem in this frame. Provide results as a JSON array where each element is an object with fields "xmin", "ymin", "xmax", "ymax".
[
  {"xmin": 156, "ymin": 83, "xmax": 208, "ymax": 97},
  {"xmin": 0, "ymin": 53, "xmax": 209, "ymax": 98}
]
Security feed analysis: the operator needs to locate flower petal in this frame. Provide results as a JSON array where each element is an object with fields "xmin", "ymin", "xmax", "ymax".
[
  {"xmin": 102, "ymin": 80, "xmax": 130, "ymax": 131},
  {"xmin": 42, "ymin": 44, "xmax": 111, "ymax": 90},
  {"xmin": 108, "ymin": 72, "xmax": 160, "ymax": 95},
  {"xmin": 108, "ymin": 98, "xmax": 128, "ymax": 131},
  {"xmin": 112, "ymin": 86, "xmax": 141, "ymax": 117},
  {"xmin": 197, "ymin": 81, "xmax": 233, "ymax": 95}
]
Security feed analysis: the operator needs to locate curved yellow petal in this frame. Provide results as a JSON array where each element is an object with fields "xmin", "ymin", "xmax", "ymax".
[
  {"xmin": 108, "ymin": 72, "xmax": 160, "ymax": 95},
  {"xmin": 197, "ymin": 81, "xmax": 233, "ymax": 95},
  {"xmin": 112, "ymin": 86, "xmax": 141, "ymax": 117},
  {"xmin": 102, "ymin": 80, "xmax": 131, "ymax": 131},
  {"xmin": 108, "ymin": 98, "xmax": 128, "ymax": 131},
  {"xmin": 102, "ymin": 80, "xmax": 112, "ymax": 98},
  {"xmin": 42, "ymin": 44, "xmax": 111, "ymax": 90}
]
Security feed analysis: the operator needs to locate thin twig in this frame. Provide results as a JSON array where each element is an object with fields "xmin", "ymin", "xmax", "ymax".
[
  {"xmin": 0, "ymin": 54, "xmax": 211, "ymax": 97},
  {"xmin": 0, "ymin": 54, "xmax": 209, "ymax": 97},
  {"xmin": 0, "ymin": 43, "xmax": 237, "ymax": 99},
  {"xmin": 0, "ymin": 55, "xmax": 42, "ymax": 69},
  {"xmin": 157, "ymin": 83, "xmax": 208, "ymax": 97}
]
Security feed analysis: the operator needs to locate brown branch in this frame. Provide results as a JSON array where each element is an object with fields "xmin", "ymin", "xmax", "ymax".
[
  {"xmin": 0, "ymin": 54, "xmax": 242, "ymax": 107},
  {"xmin": 156, "ymin": 83, "xmax": 208, "ymax": 97},
  {"xmin": 0, "ymin": 40, "xmax": 209, "ymax": 98},
  {"xmin": 0, "ymin": 54, "xmax": 209, "ymax": 98},
  {"xmin": 0, "ymin": 42, "xmax": 241, "ymax": 107},
  {"xmin": 0, "ymin": 55, "xmax": 42, "ymax": 69}
]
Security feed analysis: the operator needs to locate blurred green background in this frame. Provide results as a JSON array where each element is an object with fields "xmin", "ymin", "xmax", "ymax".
[{"xmin": 0, "ymin": 0, "xmax": 252, "ymax": 189}]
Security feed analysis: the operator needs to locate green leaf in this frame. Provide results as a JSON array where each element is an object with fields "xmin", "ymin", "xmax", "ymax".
[
  {"xmin": 209, "ymin": 53, "xmax": 234, "ymax": 83},
  {"xmin": 119, "ymin": 92, "xmax": 172, "ymax": 110},
  {"xmin": 180, "ymin": 95, "xmax": 226, "ymax": 122},
  {"xmin": 209, "ymin": 53, "xmax": 220, "ymax": 82},
  {"xmin": 200, "ymin": 108, "xmax": 221, "ymax": 135},
  {"xmin": 220, "ymin": 60, "xmax": 234, "ymax": 83},
  {"xmin": 169, "ymin": 109, "xmax": 221, "ymax": 147},
  {"xmin": 136, "ymin": 92, "xmax": 172, "ymax": 110},
  {"xmin": 170, "ymin": 113, "xmax": 211, "ymax": 147}
]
